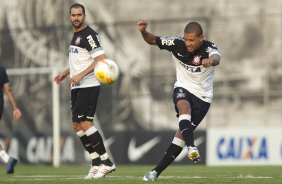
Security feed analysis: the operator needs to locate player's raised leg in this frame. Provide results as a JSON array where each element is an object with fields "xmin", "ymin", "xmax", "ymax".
[
  {"xmin": 143, "ymin": 136, "xmax": 185, "ymax": 181},
  {"xmin": 175, "ymin": 96, "xmax": 201, "ymax": 163},
  {"xmin": 178, "ymin": 114, "xmax": 201, "ymax": 163}
]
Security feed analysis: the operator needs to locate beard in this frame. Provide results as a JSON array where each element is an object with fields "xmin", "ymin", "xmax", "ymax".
[{"xmin": 71, "ymin": 20, "xmax": 84, "ymax": 29}]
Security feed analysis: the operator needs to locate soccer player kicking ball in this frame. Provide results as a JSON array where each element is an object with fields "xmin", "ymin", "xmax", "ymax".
[
  {"xmin": 54, "ymin": 3, "xmax": 115, "ymax": 179},
  {"xmin": 137, "ymin": 19, "xmax": 221, "ymax": 181},
  {"xmin": 0, "ymin": 66, "xmax": 22, "ymax": 174}
]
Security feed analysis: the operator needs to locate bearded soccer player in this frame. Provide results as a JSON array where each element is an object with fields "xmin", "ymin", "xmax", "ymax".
[
  {"xmin": 54, "ymin": 3, "xmax": 115, "ymax": 179},
  {"xmin": 137, "ymin": 19, "xmax": 221, "ymax": 181}
]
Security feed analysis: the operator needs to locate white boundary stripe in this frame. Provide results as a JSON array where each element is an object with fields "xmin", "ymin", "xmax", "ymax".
[{"xmin": 11, "ymin": 175, "xmax": 273, "ymax": 180}]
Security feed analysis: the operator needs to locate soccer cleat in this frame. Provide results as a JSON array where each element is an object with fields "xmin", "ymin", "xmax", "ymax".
[
  {"xmin": 84, "ymin": 165, "xmax": 100, "ymax": 179},
  {"xmin": 143, "ymin": 170, "xmax": 158, "ymax": 181},
  {"xmin": 6, "ymin": 157, "xmax": 17, "ymax": 174},
  {"xmin": 93, "ymin": 164, "xmax": 116, "ymax": 179},
  {"xmin": 187, "ymin": 146, "xmax": 201, "ymax": 163}
]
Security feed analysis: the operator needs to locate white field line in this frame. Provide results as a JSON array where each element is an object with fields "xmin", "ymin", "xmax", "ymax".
[{"xmin": 8, "ymin": 175, "xmax": 273, "ymax": 180}]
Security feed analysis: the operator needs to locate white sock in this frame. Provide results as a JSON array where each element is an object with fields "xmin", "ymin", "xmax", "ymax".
[
  {"xmin": 172, "ymin": 137, "xmax": 185, "ymax": 148},
  {"xmin": 85, "ymin": 126, "xmax": 98, "ymax": 136},
  {"xmin": 100, "ymin": 153, "xmax": 109, "ymax": 161},
  {"xmin": 76, "ymin": 130, "xmax": 85, "ymax": 137},
  {"xmin": 0, "ymin": 150, "xmax": 10, "ymax": 164},
  {"xmin": 90, "ymin": 152, "xmax": 100, "ymax": 160}
]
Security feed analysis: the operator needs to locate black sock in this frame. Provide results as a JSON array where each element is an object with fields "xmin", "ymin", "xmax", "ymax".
[
  {"xmin": 86, "ymin": 130, "xmax": 113, "ymax": 166},
  {"xmin": 92, "ymin": 157, "xmax": 101, "ymax": 166},
  {"xmin": 79, "ymin": 134, "xmax": 102, "ymax": 166},
  {"xmin": 101, "ymin": 158, "xmax": 113, "ymax": 166},
  {"xmin": 86, "ymin": 131, "xmax": 103, "ymax": 151},
  {"xmin": 179, "ymin": 120, "xmax": 195, "ymax": 147},
  {"xmin": 87, "ymin": 131, "xmax": 107, "ymax": 154},
  {"xmin": 79, "ymin": 135, "xmax": 95, "ymax": 153},
  {"xmin": 153, "ymin": 143, "xmax": 183, "ymax": 176}
]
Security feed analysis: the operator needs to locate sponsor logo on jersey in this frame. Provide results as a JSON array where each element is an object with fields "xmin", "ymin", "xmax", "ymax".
[
  {"xmin": 179, "ymin": 61, "xmax": 201, "ymax": 73},
  {"xmin": 71, "ymin": 82, "xmax": 80, "ymax": 87},
  {"xmin": 193, "ymin": 55, "xmax": 202, "ymax": 65},
  {"xmin": 87, "ymin": 35, "xmax": 97, "ymax": 49},
  {"xmin": 69, "ymin": 47, "xmax": 78, "ymax": 53},
  {"xmin": 161, "ymin": 37, "xmax": 175, "ymax": 46},
  {"xmin": 75, "ymin": 36, "xmax": 82, "ymax": 45}
]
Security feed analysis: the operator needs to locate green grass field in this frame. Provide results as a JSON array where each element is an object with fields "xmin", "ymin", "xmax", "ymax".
[{"xmin": 1, "ymin": 165, "xmax": 282, "ymax": 184}]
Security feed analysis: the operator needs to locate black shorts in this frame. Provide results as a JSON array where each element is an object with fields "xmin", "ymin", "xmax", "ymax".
[
  {"xmin": 173, "ymin": 87, "xmax": 210, "ymax": 128},
  {"xmin": 71, "ymin": 86, "xmax": 100, "ymax": 122}
]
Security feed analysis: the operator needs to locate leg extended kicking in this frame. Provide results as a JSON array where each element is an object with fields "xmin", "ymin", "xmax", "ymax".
[
  {"xmin": 177, "ymin": 100, "xmax": 201, "ymax": 163},
  {"xmin": 143, "ymin": 88, "xmax": 210, "ymax": 181},
  {"xmin": 143, "ymin": 132, "xmax": 185, "ymax": 181}
]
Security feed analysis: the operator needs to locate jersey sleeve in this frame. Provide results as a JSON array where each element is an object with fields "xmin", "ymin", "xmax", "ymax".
[
  {"xmin": 156, "ymin": 36, "xmax": 183, "ymax": 52},
  {"xmin": 85, "ymin": 32, "xmax": 105, "ymax": 59},
  {"xmin": 0, "ymin": 67, "xmax": 9, "ymax": 86},
  {"xmin": 206, "ymin": 42, "xmax": 221, "ymax": 57}
]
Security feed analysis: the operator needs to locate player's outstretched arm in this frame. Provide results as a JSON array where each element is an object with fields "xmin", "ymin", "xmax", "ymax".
[
  {"xmin": 3, "ymin": 83, "xmax": 22, "ymax": 121},
  {"xmin": 54, "ymin": 68, "xmax": 70, "ymax": 84},
  {"xmin": 202, "ymin": 54, "xmax": 221, "ymax": 68},
  {"xmin": 137, "ymin": 19, "xmax": 157, "ymax": 45},
  {"xmin": 210, "ymin": 54, "xmax": 221, "ymax": 66}
]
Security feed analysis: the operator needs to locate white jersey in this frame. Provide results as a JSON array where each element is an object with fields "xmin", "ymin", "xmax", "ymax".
[
  {"xmin": 69, "ymin": 26, "xmax": 105, "ymax": 89},
  {"xmin": 156, "ymin": 36, "xmax": 221, "ymax": 103}
]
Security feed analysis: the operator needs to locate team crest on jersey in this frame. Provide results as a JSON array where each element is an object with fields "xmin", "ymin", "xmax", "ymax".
[
  {"xmin": 75, "ymin": 36, "xmax": 82, "ymax": 45},
  {"xmin": 192, "ymin": 55, "xmax": 201, "ymax": 65},
  {"xmin": 176, "ymin": 92, "xmax": 186, "ymax": 99},
  {"xmin": 176, "ymin": 88, "xmax": 185, "ymax": 99}
]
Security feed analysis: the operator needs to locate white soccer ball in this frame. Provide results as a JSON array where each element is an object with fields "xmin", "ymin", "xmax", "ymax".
[{"xmin": 94, "ymin": 59, "xmax": 120, "ymax": 84}]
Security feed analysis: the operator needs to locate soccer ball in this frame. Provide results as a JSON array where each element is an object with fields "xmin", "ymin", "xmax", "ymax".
[{"xmin": 94, "ymin": 59, "xmax": 120, "ymax": 84}]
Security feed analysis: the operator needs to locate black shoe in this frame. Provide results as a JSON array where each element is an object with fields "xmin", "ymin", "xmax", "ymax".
[{"xmin": 6, "ymin": 157, "xmax": 17, "ymax": 174}]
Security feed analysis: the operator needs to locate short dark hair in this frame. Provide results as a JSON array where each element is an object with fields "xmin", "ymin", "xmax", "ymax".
[
  {"xmin": 184, "ymin": 22, "xmax": 203, "ymax": 36},
  {"xmin": 70, "ymin": 3, "xmax": 85, "ymax": 15}
]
